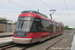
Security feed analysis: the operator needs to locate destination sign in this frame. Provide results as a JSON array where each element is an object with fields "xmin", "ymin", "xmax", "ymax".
[{"xmin": 18, "ymin": 17, "xmax": 31, "ymax": 20}]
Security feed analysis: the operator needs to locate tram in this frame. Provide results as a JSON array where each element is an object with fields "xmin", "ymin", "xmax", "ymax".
[{"xmin": 13, "ymin": 10, "xmax": 64, "ymax": 44}]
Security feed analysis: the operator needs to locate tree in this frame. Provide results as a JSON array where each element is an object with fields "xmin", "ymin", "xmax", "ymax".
[
  {"xmin": 0, "ymin": 17, "xmax": 7, "ymax": 24},
  {"xmin": 64, "ymin": 26, "xmax": 68, "ymax": 28},
  {"xmin": 64, "ymin": 25, "xmax": 69, "ymax": 30},
  {"xmin": 0, "ymin": 17, "xmax": 7, "ymax": 20},
  {"xmin": 13, "ymin": 21, "xmax": 17, "ymax": 25}
]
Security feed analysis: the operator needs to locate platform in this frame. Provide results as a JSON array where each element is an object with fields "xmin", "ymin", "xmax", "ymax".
[
  {"xmin": 0, "ymin": 37, "xmax": 13, "ymax": 47},
  {"xmin": 0, "ymin": 32, "xmax": 13, "ymax": 37}
]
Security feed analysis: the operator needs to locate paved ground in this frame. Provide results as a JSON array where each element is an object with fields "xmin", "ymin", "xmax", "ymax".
[
  {"xmin": 0, "ymin": 32, "xmax": 13, "ymax": 37},
  {"xmin": 0, "ymin": 37, "xmax": 13, "ymax": 47},
  {"xmin": 26, "ymin": 30, "xmax": 75, "ymax": 50},
  {"xmin": 0, "ymin": 30, "xmax": 75, "ymax": 50},
  {"xmin": 48, "ymin": 32, "xmax": 74, "ymax": 50}
]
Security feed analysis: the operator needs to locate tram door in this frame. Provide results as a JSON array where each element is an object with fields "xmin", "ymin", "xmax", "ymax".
[
  {"xmin": 31, "ymin": 18, "xmax": 42, "ymax": 39},
  {"xmin": 35, "ymin": 21, "xmax": 42, "ymax": 39},
  {"xmin": 34, "ymin": 18, "xmax": 42, "ymax": 39}
]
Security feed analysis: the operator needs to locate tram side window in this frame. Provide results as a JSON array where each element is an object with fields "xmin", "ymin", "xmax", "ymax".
[
  {"xmin": 61, "ymin": 26, "xmax": 64, "ymax": 31},
  {"xmin": 36, "ymin": 21, "xmax": 43, "ymax": 32},
  {"xmin": 30, "ymin": 22, "xmax": 37, "ymax": 32},
  {"xmin": 41, "ymin": 20, "xmax": 49, "ymax": 32},
  {"xmin": 41, "ymin": 20, "xmax": 53, "ymax": 33},
  {"xmin": 49, "ymin": 24, "xmax": 53, "ymax": 33},
  {"xmin": 31, "ymin": 18, "xmax": 42, "ymax": 32},
  {"xmin": 56, "ymin": 24, "xmax": 60, "ymax": 32},
  {"xmin": 31, "ymin": 18, "xmax": 53, "ymax": 32}
]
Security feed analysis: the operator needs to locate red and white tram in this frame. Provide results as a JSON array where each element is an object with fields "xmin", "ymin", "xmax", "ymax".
[{"xmin": 13, "ymin": 10, "xmax": 64, "ymax": 44}]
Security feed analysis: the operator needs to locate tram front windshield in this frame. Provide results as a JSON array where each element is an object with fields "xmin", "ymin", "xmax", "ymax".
[{"xmin": 16, "ymin": 17, "xmax": 32, "ymax": 32}]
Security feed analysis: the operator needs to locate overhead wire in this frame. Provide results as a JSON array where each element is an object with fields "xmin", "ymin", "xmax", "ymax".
[
  {"xmin": 7, "ymin": 0, "xmax": 48, "ymax": 17},
  {"xmin": 8, "ymin": 0, "xmax": 29, "ymax": 9},
  {"xmin": 8, "ymin": 0, "xmax": 48, "ymax": 13},
  {"xmin": 53, "ymin": 14, "xmax": 75, "ymax": 15},
  {"xmin": 63, "ymin": 0, "xmax": 71, "ymax": 17},
  {"xmin": 29, "ymin": 0, "xmax": 49, "ymax": 13},
  {"xmin": 40, "ymin": 0, "xmax": 63, "ymax": 22},
  {"xmin": 40, "ymin": 0, "xmax": 60, "ymax": 15},
  {"xmin": 40, "ymin": 0, "xmax": 51, "ymax": 9},
  {"xmin": 63, "ymin": 0, "xmax": 72, "ymax": 27}
]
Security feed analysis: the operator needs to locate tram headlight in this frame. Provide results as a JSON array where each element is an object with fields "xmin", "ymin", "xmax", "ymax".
[
  {"xmin": 26, "ymin": 34, "xmax": 28, "ymax": 36},
  {"xmin": 25, "ymin": 33, "xmax": 29, "ymax": 37},
  {"xmin": 14, "ymin": 34, "xmax": 16, "ymax": 36},
  {"xmin": 14, "ymin": 32, "xmax": 16, "ymax": 36}
]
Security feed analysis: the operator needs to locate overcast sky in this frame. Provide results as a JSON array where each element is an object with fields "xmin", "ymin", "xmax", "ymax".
[{"xmin": 0, "ymin": 0, "xmax": 75, "ymax": 28}]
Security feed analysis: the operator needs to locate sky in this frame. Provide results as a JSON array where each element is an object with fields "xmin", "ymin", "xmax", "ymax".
[{"xmin": 0, "ymin": 0, "xmax": 75, "ymax": 28}]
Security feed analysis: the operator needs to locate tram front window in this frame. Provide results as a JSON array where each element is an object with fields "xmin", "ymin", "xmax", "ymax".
[{"xmin": 16, "ymin": 17, "xmax": 32, "ymax": 32}]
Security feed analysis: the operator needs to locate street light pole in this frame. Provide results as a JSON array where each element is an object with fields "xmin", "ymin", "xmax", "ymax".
[{"xmin": 49, "ymin": 9, "xmax": 56, "ymax": 19}]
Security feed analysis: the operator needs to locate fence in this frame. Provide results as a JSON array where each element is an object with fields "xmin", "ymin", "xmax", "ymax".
[
  {"xmin": 0, "ymin": 24, "xmax": 16, "ymax": 32},
  {"xmin": 6, "ymin": 24, "xmax": 16, "ymax": 32},
  {"xmin": 0, "ymin": 24, "xmax": 6, "ymax": 32}
]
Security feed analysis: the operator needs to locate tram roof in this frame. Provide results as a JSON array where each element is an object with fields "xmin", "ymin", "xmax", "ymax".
[
  {"xmin": 22, "ymin": 10, "xmax": 47, "ymax": 18},
  {"xmin": 20, "ymin": 10, "xmax": 63, "ymax": 25}
]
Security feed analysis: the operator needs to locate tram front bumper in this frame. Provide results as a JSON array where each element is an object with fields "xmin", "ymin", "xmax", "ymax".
[{"xmin": 13, "ymin": 37, "xmax": 32, "ymax": 44}]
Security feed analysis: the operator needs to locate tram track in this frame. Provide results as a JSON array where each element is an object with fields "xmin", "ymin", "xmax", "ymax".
[
  {"xmin": 4, "ymin": 34, "xmax": 67, "ymax": 50},
  {"xmin": 0, "ymin": 35, "xmax": 63, "ymax": 50},
  {"xmin": 0, "ymin": 35, "xmax": 12, "ymax": 38},
  {"xmin": 64, "ymin": 32, "xmax": 75, "ymax": 50},
  {"xmin": 0, "ymin": 44, "xmax": 28, "ymax": 50},
  {"xmin": 23, "ymin": 34, "xmax": 68, "ymax": 50},
  {"xmin": 45, "ymin": 34, "xmax": 68, "ymax": 50},
  {"xmin": 0, "ymin": 42, "xmax": 41, "ymax": 50},
  {"xmin": 0, "ymin": 43, "xmax": 17, "ymax": 50},
  {"xmin": 0, "ymin": 31, "xmax": 74, "ymax": 50},
  {"xmin": 46, "ymin": 32, "xmax": 74, "ymax": 50}
]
